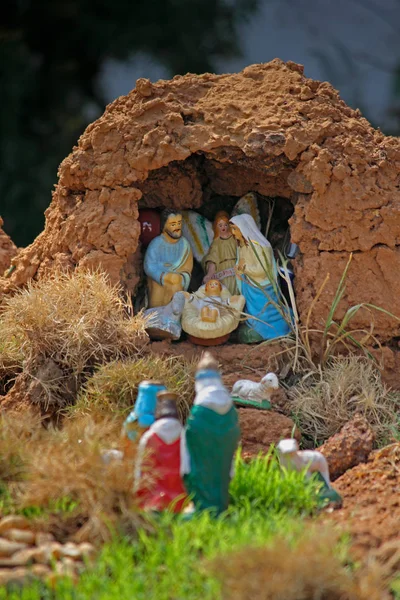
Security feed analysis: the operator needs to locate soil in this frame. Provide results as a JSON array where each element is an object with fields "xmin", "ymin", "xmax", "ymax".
[
  {"xmin": 149, "ymin": 340, "xmax": 285, "ymax": 389},
  {"xmin": 238, "ymin": 407, "xmax": 298, "ymax": 457},
  {"xmin": 323, "ymin": 443, "xmax": 400, "ymax": 560}
]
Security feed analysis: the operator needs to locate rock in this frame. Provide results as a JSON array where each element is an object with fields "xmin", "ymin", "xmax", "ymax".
[
  {"xmin": 0, "ymin": 515, "xmax": 31, "ymax": 533},
  {"xmin": 31, "ymin": 564, "xmax": 52, "ymax": 578},
  {"xmin": 287, "ymin": 170, "xmax": 313, "ymax": 194},
  {"xmin": 1, "ymin": 548, "xmax": 39, "ymax": 566},
  {"xmin": 0, "ymin": 567, "xmax": 31, "ymax": 586},
  {"xmin": 34, "ymin": 542, "xmax": 63, "ymax": 564},
  {"xmin": 0, "ymin": 216, "xmax": 17, "ymax": 276},
  {"xmin": 59, "ymin": 542, "xmax": 84, "ymax": 560},
  {"xmin": 320, "ymin": 414, "xmax": 375, "ymax": 480},
  {"xmin": 78, "ymin": 542, "xmax": 96, "ymax": 560},
  {"xmin": 238, "ymin": 408, "xmax": 299, "ymax": 457},
  {"xmin": 0, "ymin": 538, "xmax": 28, "ymax": 557},
  {"xmin": 2, "ymin": 528, "xmax": 36, "ymax": 545},
  {"xmin": 35, "ymin": 532, "xmax": 56, "ymax": 546}
]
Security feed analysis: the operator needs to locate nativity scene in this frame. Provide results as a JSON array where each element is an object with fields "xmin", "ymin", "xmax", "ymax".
[{"xmin": 142, "ymin": 191, "xmax": 295, "ymax": 346}]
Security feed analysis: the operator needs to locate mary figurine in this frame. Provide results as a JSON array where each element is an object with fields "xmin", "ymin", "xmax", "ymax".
[{"xmin": 229, "ymin": 214, "xmax": 291, "ymax": 343}]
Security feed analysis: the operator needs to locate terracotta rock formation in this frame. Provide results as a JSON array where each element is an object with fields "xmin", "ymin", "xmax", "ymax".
[
  {"xmin": 0, "ymin": 218, "xmax": 17, "ymax": 276},
  {"xmin": 319, "ymin": 414, "xmax": 375, "ymax": 481},
  {"xmin": 238, "ymin": 408, "xmax": 299, "ymax": 457},
  {"xmin": 2, "ymin": 59, "xmax": 400, "ymax": 346},
  {"xmin": 327, "ymin": 443, "xmax": 400, "ymax": 559}
]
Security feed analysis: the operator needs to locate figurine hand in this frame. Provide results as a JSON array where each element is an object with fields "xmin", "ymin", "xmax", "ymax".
[
  {"xmin": 164, "ymin": 272, "xmax": 183, "ymax": 286},
  {"xmin": 203, "ymin": 264, "xmax": 216, "ymax": 284},
  {"xmin": 182, "ymin": 291, "xmax": 191, "ymax": 300},
  {"xmin": 235, "ymin": 260, "xmax": 246, "ymax": 275}
]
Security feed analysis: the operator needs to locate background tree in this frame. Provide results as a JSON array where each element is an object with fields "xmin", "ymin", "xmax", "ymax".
[{"xmin": 1, "ymin": 0, "xmax": 259, "ymax": 246}]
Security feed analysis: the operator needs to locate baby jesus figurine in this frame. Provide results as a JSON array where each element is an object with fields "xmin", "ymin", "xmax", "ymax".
[
  {"xmin": 186, "ymin": 279, "xmax": 232, "ymax": 323},
  {"xmin": 182, "ymin": 280, "xmax": 245, "ymax": 344}
]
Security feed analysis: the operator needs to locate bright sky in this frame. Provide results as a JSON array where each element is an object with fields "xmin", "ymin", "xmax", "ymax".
[{"xmin": 101, "ymin": 0, "xmax": 399, "ymax": 131}]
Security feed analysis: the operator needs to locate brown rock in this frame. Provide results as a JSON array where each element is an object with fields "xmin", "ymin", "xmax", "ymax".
[
  {"xmin": 31, "ymin": 564, "xmax": 52, "ymax": 578},
  {"xmin": 239, "ymin": 408, "xmax": 299, "ymax": 457},
  {"xmin": 59, "ymin": 542, "xmax": 83, "ymax": 560},
  {"xmin": 287, "ymin": 170, "xmax": 313, "ymax": 193},
  {"xmin": 2, "ymin": 548, "xmax": 40, "ymax": 566},
  {"xmin": 0, "ymin": 538, "xmax": 28, "ymax": 557},
  {"xmin": 0, "ymin": 567, "xmax": 32, "ymax": 586},
  {"xmin": 35, "ymin": 532, "xmax": 55, "ymax": 546},
  {"xmin": 2, "ymin": 528, "xmax": 36, "ymax": 545},
  {"xmin": 2, "ymin": 59, "xmax": 400, "ymax": 367},
  {"xmin": 78, "ymin": 542, "xmax": 96, "ymax": 560},
  {"xmin": 34, "ymin": 542, "xmax": 63, "ymax": 564},
  {"xmin": 320, "ymin": 414, "xmax": 375, "ymax": 480},
  {"xmin": 0, "ymin": 515, "xmax": 31, "ymax": 533},
  {"xmin": 0, "ymin": 216, "xmax": 17, "ymax": 276}
]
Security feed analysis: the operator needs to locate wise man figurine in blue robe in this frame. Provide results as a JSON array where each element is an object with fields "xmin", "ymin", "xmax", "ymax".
[
  {"xmin": 181, "ymin": 352, "xmax": 241, "ymax": 515},
  {"xmin": 144, "ymin": 209, "xmax": 193, "ymax": 308}
]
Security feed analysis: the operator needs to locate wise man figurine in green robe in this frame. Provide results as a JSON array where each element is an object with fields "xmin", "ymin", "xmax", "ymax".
[{"xmin": 181, "ymin": 352, "xmax": 241, "ymax": 515}]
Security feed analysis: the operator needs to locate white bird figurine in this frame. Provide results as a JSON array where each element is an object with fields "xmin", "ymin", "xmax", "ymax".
[{"xmin": 231, "ymin": 372, "xmax": 279, "ymax": 403}]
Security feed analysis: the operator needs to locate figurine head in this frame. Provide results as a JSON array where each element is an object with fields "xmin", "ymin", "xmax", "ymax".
[
  {"xmin": 213, "ymin": 211, "xmax": 231, "ymax": 239},
  {"xmin": 260, "ymin": 373, "xmax": 279, "ymax": 390},
  {"xmin": 229, "ymin": 221, "xmax": 245, "ymax": 245},
  {"xmin": 205, "ymin": 279, "xmax": 223, "ymax": 297},
  {"xmin": 276, "ymin": 439, "xmax": 299, "ymax": 456},
  {"xmin": 155, "ymin": 391, "xmax": 180, "ymax": 420},
  {"xmin": 195, "ymin": 352, "xmax": 220, "ymax": 383},
  {"xmin": 161, "ymin": 209, "xmax": 183, "ymax": 240}
]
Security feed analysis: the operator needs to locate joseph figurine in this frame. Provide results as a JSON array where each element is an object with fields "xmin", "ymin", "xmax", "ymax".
[{"xmin": 144, "ymin": 210, "xmax": 193, "ymax": 308}]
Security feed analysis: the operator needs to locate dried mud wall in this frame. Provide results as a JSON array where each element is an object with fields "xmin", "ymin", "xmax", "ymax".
[
  {"xmin": 2, "ymin": 59, "xmax": 400, "ymax": 348},
  {"xmin": 0, "ymin": 218, "xmax": 17, "ymax": 275}
]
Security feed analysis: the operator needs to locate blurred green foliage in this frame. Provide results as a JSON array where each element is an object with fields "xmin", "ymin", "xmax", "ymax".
[{"xmin": 1, "ymin": 0, "xmax": 259, "ymax": 246}]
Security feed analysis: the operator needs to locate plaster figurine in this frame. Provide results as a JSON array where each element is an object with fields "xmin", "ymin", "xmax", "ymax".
[
  {"xmin": 187, "ymin": 280, "xmax": 231, "ymax": 323},
  {"xmin": 144, "ymin": 209, "xmax": 194, "ymax": 308},
  {"xmin": 231, "ymin": 192, "xmax": 261, "ymax": 229},
  {"xmin": 144, "ymin": 291, "xmax": 185, "ymax": 340},
  {"xmin": 231, "ymin": 372, "xmax": 279, "ymax": 404},
  {"xmin": 181, "ymin": 352, "xmax": 240, "ymax": 515},
  {"xmin": 229, "ymin": 214, "xmax": 291, "ymax": 343},
  {"xmin": 181, "ymin": 210, "xmax": 214, "ymax": 264},
  {"xmin": 202, "ymin": 211, "xmax": 238, "ymax": 295},
  {"xmin": 122, "ymin": 380, "xmax": 166, "ymax": 459},
  {"xmin": 134, "ymin": 391, "xmax": 188, "ymax": 513},
  {"xmin": 276, "ymin": 439, "xmax": 342, "ymax": 506},
  {"xmin": 181, "ymin": 282, "xmax": 245, "ymax": 345}
]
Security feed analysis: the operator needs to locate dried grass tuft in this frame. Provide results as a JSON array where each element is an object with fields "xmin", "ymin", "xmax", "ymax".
[
  {"xmin": 0, "ymin": 269, "xmax": 148, "ymax": 409},
  {"xmin": 210, "ymin": 526, "xmax": 390, "ymax": 600},
  {"xmin": 0, "ymin": 336, "xmax": 23, "ymax": 395},
  {"xmin": 0, "ymin": 408, "xmax": 43, "ymax": 482},
  {"xmin": 74, "ymin": 354, "xmax": 196, "ymax": 421},
  {"xmin": 288, "ymin": 356, "xmax": 400, "ymax": 445},
  {"xmin": 13, "ymin": 414, "xmax": 143, "ymax": 543}
]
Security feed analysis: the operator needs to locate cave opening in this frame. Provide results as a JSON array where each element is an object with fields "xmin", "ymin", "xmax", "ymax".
[{"xmin": 132, "ymin": 149, "xmax": 300, "ymax": 341}]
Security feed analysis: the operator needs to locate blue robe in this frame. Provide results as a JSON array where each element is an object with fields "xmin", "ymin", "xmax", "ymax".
[
  {"xmin": 144, "ymin": 235, "xmax": 191, "ymax": 289},
  {"xmin": 236, "ymin": 245, "xmax": 291, "ymax": 340}
]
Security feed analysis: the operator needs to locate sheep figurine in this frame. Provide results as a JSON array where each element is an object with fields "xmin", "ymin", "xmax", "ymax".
[
  {"xmin": 231, "ymin": 372, "xmax": 279, "ymax": 403},
  {"xmin": 144, "ymin": 291, "xmax": 185, "ymax": 340},
  {"xmin": 276, "ymin": 439, "xmax": 342, "ymax": 506}
]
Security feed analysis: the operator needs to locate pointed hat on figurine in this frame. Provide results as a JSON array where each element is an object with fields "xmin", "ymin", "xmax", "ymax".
[{"xmin": 195, "ymin": 352, "xmax": 220, "ymax": 380}]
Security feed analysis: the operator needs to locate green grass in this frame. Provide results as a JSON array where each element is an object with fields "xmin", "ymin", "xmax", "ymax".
[{"xmin": 0, "ymin": 452, "xmax": 330, "ymax": 599}]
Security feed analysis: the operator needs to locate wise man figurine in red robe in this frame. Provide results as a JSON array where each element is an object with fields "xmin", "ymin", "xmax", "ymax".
[{"xmin": 133, "ymin": 391, "xmax": 188, "ymax": 513}]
